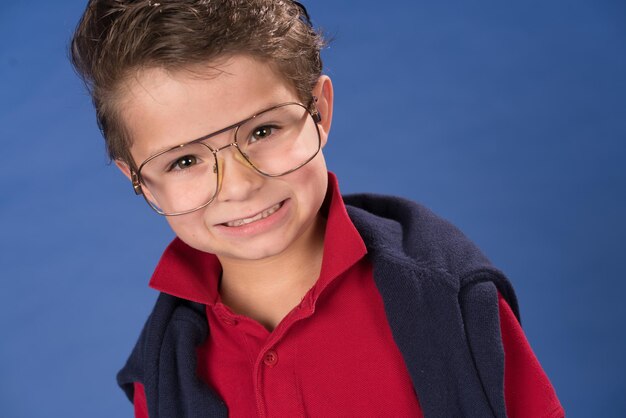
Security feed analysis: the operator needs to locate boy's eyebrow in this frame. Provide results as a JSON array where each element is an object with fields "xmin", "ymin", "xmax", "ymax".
[
  {"xmin": 138, "ymin": 107, "xmax": 236, "ymax": 159},
  {"xmin": 139, "ymin": 102, "xmax": 277, "ymax": 162}
]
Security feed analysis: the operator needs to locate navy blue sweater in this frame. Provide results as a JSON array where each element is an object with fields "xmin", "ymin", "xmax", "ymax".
[{"xmin": 118, "ymin": 193, "xmax": 519, "ymax": 417}]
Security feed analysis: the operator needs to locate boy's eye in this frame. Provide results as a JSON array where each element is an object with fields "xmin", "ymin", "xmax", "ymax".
[
  {"xmin": 251, "ymin": 125, "xmax": 276, "ymax": 142},
  {"xmin": 170, "ymin": 155, "xmax": 197, "ymax": 171}
]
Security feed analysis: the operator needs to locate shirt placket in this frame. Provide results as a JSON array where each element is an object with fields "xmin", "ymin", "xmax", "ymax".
[{"xmin": 251, "ymin": 301, "xmax": 315, "ymax": 418}]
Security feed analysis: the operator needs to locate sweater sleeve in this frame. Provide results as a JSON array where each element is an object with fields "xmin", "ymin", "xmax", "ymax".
[
  {"xmin": 498, "ymin": 293, "xmax": 564, "ymax": 418},
  {"xmin": 133, "ymin": 382, "xmax": 149, "ymax": 418}
]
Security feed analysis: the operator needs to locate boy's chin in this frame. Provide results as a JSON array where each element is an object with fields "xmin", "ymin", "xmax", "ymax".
[{"xmin": 213, "ymin": 238, "xmax": 293, "ymax": 263}]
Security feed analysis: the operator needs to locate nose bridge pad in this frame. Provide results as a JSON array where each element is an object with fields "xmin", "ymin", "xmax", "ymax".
[
  {"xmin": 214, "ymin": 154, "xmax": 223, "ymax": 195},
  {"xmin": 213, "ymin": 143, "xmax": 256, "ymax": 196},
  {"xmin": 235, "ymin": 147, "xmax": 254, "ymax": 168},
  {"xmin": 217, "ymin": 142, "xmax": 254, "ymax": 168}
]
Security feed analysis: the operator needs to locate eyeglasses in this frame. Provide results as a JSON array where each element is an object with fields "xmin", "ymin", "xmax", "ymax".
[{"xmin": 130, "ymin": 100, "xmax": 322, "ymax": 216}]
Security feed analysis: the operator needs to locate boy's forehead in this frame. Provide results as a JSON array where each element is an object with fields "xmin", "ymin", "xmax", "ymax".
[
  {"xmin": 118, "ymin": 55, "xmax": 302, "ymax": 160},
  {"xmin": 120, "ymin": 56, "xmax": 297, "ymax": 114},
  {"xmin": 120, "ymin": 58, "xmax": 243, "ymax": 106}
]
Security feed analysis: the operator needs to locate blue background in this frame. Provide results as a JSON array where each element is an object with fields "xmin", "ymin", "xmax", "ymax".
[{"xmin": 1, "ymin": 1, "xmax": 624, "ymax": 416}]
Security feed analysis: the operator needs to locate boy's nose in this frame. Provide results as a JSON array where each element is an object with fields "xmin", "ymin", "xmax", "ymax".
[{"xmin": 214, "ymin": 145, "xmax": 264, "ymax": 202}]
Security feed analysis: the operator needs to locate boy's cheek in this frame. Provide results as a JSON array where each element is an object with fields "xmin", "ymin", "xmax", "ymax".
[{"xmin": 165, "ymin": 212, "xmax": 205, "ymax": 244}]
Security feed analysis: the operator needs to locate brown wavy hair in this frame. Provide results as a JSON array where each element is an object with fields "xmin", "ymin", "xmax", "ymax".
[{"xmin": 70, "ymin": 0, "xmax": 325, "ymax": 166}]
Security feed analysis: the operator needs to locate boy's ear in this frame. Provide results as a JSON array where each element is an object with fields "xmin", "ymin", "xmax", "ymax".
[
  {"xmin": 312, "ymin": 75, "xmax": 333, "ymax": 148},
  {"xmin": 115, "ymin": 159, "xmax": 133, "ymax": 182}
]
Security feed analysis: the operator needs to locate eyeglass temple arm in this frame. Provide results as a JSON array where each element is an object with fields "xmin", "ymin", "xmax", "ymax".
[
  {"xmin": 131, "ymin": 170, "xmax": 143, "ymax": 195},
  {"xmin": 310, "ymin": 96, "xmax": 322, "ymax": 123}
]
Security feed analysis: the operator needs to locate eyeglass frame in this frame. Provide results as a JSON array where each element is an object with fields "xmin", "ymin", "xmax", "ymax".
[{"xmin": 129, "ymin": 98, "xmax": 322, "ymax": 216}]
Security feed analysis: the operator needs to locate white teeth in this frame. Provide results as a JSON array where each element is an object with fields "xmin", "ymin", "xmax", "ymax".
[{"xmin": 225, "ymin": 202, "xmax": 282, "ymax": 227}]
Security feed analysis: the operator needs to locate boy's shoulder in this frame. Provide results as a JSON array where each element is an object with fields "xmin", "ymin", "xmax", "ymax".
[
  {"xmin": 344, "ymin": 192, "xmax": 493, "ymax": 276},
  {"xmin": 343, "ymin": 192, "xmax": 519, "ymax": 316}
]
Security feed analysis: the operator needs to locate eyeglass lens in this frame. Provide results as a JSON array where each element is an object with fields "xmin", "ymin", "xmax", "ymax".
[{"xmin": 138, "ymin": 103, "xmax": 320, "ymax": 215}]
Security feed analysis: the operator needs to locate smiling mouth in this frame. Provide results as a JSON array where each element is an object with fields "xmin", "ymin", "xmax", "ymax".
[{"xmin": 223, "ymin": 201, "xmax": 284, "ymax": 227}]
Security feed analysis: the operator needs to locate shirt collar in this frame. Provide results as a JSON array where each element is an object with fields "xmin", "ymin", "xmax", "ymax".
[{"xmin": 149, "ymin": 171, "xmax": 367, "ymax": 305}]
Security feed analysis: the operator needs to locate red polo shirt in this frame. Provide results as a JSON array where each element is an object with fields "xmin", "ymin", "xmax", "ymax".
[{"xmin": 132, "ymin": 172, "xmax": 564, "ymax": 418}]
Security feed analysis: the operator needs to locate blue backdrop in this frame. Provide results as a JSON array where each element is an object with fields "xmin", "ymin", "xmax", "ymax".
[{"xmin": 1, "ymin": 1, "xmax": 624, "ymax": 416}]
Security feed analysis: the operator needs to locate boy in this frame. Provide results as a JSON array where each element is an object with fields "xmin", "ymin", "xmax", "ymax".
[{"xmin": 71, "ymin": 1, "xmax": 564, "ymax": 417}]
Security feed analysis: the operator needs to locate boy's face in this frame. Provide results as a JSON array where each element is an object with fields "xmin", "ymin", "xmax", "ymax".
[{"xmin": 116, "ymin": 55, "xmax": 334, "ymax": 263}]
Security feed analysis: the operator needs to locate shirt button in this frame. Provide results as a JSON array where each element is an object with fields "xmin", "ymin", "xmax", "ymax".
[
  {"xmin": 263, "ymin": 350, "xmax": 278, "ymax": 367},
  {"xmin": 220, "ymin": 316, "xmax": 238, "ymax": 326}
]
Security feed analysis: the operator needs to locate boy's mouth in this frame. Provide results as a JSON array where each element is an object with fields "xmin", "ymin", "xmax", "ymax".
[{"xmin": 223, "ymin": 201, "xmax": 285, "ymax": 227}]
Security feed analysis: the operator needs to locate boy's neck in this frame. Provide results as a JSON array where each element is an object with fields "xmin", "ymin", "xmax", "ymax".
[{"xmin": 217, "ymin": 214, "xmax": 327, "ymax": 331}]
